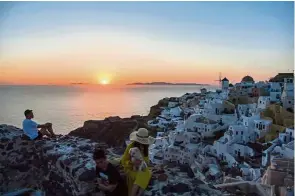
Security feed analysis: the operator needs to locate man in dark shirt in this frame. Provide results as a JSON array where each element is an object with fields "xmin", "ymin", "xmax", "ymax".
[{"xmin": 93, "ymin": 148, "xmax": 128, "ymax": 196}]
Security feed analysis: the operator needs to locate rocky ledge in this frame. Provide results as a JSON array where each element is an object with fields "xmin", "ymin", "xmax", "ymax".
[
  {"xmin": 69, "ymin": 115, "xmax": 157, "ymax": 147},
  {"xmin": 0, "ymin": 124, "xmax": 103, "ymax": 196},
  {"xmin": 0, "ymin": 124, "xmax": 223, "ymax": 196},
  {"xmin": 68, "ymin": 97, "xmax": 181, "ymax": 147}
]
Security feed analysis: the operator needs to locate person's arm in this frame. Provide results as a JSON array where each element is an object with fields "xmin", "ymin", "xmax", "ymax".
[
  {"xmin": 120, "ymin": 142, "xmax": 134, "ymax": 171},
  {"xmin": 97, "ymin": 164, "xmax": 120, "ymax": 192},
  {"xmin": 29, "ymin": 120, "xmax": 44, "ymax": 129},
  {"xmin": 97, "ymin": 182, "xmax": 117, "ymax": 192},
  {"xmin": 37, "ymin": 122, "xmax": 51, "ymax": 128},
  {"xmin": 37, "ymin": 124, "xmax": 47, "ymax": 128}
]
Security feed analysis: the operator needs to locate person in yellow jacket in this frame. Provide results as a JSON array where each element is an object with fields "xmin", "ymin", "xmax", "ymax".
[{"xmin": 120, "ymin": 128, "xmax": 155, "ymax": 196}]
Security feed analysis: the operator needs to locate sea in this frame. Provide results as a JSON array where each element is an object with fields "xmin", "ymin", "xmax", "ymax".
[{"xmin": 0, "ymin": 85, "xmax": 217, "ymax": 134}]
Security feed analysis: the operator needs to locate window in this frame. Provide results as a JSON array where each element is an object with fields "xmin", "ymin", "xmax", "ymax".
[
  {"xmin": 241, "ymin": 131, "xmax": 243, "ymax": 135},
  {"xmin": 263, "ymin": 125, "xmax": 265, "ymax": 129},
  {"xmin": 260, "ymin": 101, "xmax": 262, "ymax": 104},
  {"xmin": 236, "ymin": 131, "xmax": 238, "ymax": 135},
  {"xmin": 289, "ymin": 101, "xmax": 291, "ymax": 104}
]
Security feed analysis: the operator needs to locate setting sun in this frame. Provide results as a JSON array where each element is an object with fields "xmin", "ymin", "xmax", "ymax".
[
  {"xmin": 96, "ymin": 72, "xmax": 114, "ymax": 85},
  {"xmin": 100, "ymin": 79, "xmax": 110, "ymax": 85}
]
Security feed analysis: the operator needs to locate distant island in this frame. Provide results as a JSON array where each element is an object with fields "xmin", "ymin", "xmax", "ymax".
[
  {"xmin": 127, "ymin": 82, "xmax": 210, "ymax": 86},
  {"xmin": 70, "ymin": 83, "xmax": 90, "ymax": 85}
]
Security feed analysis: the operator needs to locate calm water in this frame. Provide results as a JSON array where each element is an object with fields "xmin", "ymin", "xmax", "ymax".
[{"xmin": 0, "ymin": 85, "xmax": 217, "ymax": 134}]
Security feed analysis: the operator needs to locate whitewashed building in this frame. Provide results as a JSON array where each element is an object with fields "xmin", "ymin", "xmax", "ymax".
[
  {"xmin": 149, "ymin": 149, "xmax": 165, "ymax": 165},
  {"xmin": 237, "ymin": 104, "xmax": 258, "ymax": 116},
  {"xmin": 269, "ymin": 82, "xmax": 282, "ymax": 103},
  {"xmin": 168, "ymin": 131, "xmax": 186, "ymax": 147},
  {"xmin": 257, "ymin": 96, "xmax": 271, "ymax": 110},
  {"xmin": 240, "ymin": 168, "xmax": 261, "ymax": 181},
  {"xmin": 228, "ymin": 125, "xmax": 254, "ymax": 143},
  {"xmin": 255, "ymin": 81, "xmax": 269, "ymax": 89},
  {"xmin": 281, "ymin": 78, "xmax": 294, "ymax": 110},
  {"xmin": 283, "ymin": 78, "xmax": 294, "ymax": 91},
  {"xmin": 231, "ymin": 143, "xmax": 255, "ymax": 158},
  {"xmin": 271, "ymin": 141, "xmax": 294, "ymax": 160},
  {"xmin": 278, "ymin": 128, "xmax": 294, "ymax": 144},
  {"xmin": 262, "ymin": 141, "xmax": 278, "ymax": 167},
  {"xmin": 203, "ymin": 99, "xmax": 224, "ymax": 115},
  {"xmin": 180, "ymin": 144, "xmax": 199, "ymax": 164},
  {"xmin": 156, "ymin": 132, "xmax": 165, "ymax": 137},
  {"xmin": 164, "ymin": 145, "xmax": 182, "ymax": 163},
  {"xmin": 281, "ymin": 91, "xmax": 294, "ymax": 110},
  {"xmin": 241, "ymin": 113, "xmax": 260, "ymax": 128},
  {"xmin": 153, "ymin": 137, "xmax": 169, "ymax": 148},
  {"xmin": 184, "ymin": 115, "xmax": 221, "ymax": 138},
  {"xmin": 253, "ymin": 119, "xmax": 272, "ymax": 139}
]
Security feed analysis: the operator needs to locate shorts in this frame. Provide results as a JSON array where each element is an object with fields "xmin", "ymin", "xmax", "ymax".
[{"xmin": 33, "ymin": 131, "xmax": 43, "ymax": 140}]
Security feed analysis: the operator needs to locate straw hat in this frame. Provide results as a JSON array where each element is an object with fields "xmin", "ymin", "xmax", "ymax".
[{"xmin": 129, "ymin": 128, "xmax": 155, "ymax": 145}]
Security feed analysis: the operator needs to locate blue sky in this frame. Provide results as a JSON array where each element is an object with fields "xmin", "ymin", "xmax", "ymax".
[{"xmin": 0, "ymin": 1, "xmax": 294, "ymax": 84}]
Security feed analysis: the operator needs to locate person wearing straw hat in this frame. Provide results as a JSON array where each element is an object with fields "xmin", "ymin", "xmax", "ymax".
[{"xmin": 120, "ymin": 128, "xmax": 155, "ymax": 196}]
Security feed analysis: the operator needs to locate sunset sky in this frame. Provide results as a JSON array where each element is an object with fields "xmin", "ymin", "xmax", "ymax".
[{"xmin": 0, "ymin": 1, "xmax": 294, "ymax": 85}]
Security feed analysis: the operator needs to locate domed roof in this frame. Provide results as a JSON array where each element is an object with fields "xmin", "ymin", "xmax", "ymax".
[{"xmin": 241, "ymin": 75, "xmax": 254, "ymax": 83}]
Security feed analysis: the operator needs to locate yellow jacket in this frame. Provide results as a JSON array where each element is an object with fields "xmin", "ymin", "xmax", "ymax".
[{"xmin": 120, "ymin": 142, "xmax": 152, "ymax": 190}]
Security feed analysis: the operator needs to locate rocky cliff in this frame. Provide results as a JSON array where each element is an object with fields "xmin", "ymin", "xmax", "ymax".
[
  {"xmin": 0, "ymin": 124, "xmax": 103, "ymax": 196},
  {"xmin": 68, "ymin": 97, "xmax": 183, "ymax": 147},
  {"xmin": 0, "ymin": 124, "xmax": 223, "ymax": 196},
  {"xmin": 69, "ymin": 115, "xmax": 157, "ymax": 147}
]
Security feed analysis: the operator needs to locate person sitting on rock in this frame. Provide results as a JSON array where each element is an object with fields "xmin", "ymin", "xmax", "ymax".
[
  {"xmin": 94, "ymin": 148, "xmax": 128, "ymax": 196},
  {"xmin": 120, "ymin": 128, "xmax": 155, "ymax": 196},
  {"xmin": 22, "ymin": 109, "xmax": 56, "ymax": 140}
]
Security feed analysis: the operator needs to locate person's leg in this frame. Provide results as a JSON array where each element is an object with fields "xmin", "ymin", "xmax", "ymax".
[
  {"xmin": 136, "ymin": 188, "xmax": 144, "ymax": 196},
  {"xmin": 46, "ymin": 123, "xmax": 56, "ymax": 137},
  {"xmin": 126, "ymin": 171, "xmax": 137, "ymax": 196},
  {"xmin": 39, "ymin": 128, "xmax": 52, "ymax": 137},
  {"xmin": 130, "ymin": 184, "xmax": 140, "ymax": 196}
]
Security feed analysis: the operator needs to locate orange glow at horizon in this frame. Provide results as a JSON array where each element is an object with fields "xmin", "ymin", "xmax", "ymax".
[
  {"xmin": 0, "ymin": 55, "xmax": 280, "ymax": 86},
  {"xmin": 0, "ymin": 61, "xmax": 277, "ymax": 86}
]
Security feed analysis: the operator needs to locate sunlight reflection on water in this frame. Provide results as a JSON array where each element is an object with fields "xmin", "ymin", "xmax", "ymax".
[{"xmin": 0, "ymin": 85, "xmax": 217, "ymax": 134}]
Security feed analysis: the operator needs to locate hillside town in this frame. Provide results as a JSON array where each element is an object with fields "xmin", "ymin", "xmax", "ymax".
[
  {"xmin": 147, "ymin": 73, "xmax": 294, "ymax": 196},
  {"xmin": 0, "ymin": 73, "xmax": 294, "ymax": 196}
]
